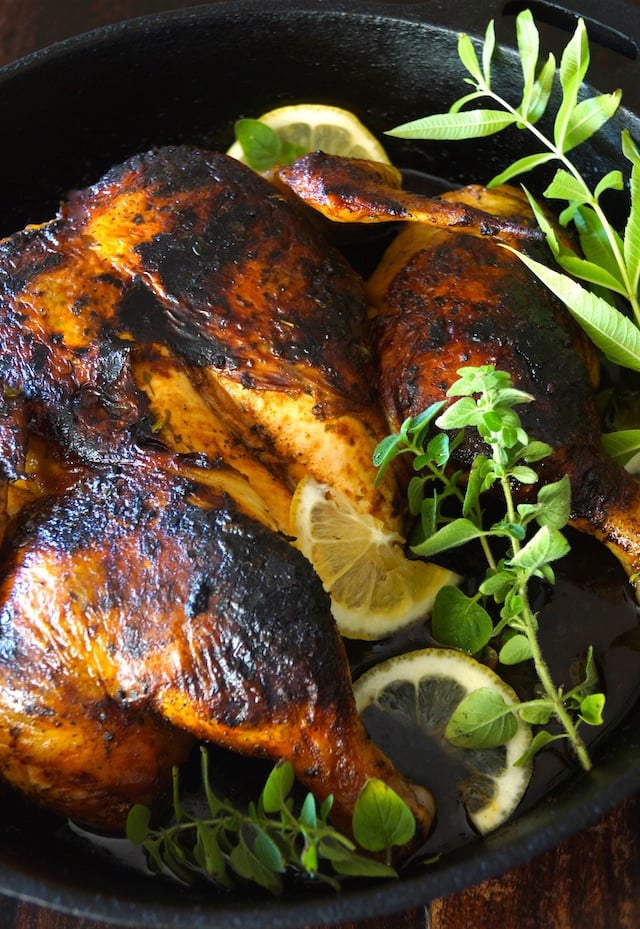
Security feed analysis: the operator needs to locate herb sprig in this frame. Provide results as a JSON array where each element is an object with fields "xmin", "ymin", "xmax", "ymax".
[
  {"xmin": 234, "ymin": 119, "xmax": 306, "ymax": 172},
  {"xmin": 387, "ymin": 9, "xmax": 640, "ymax": 464},
  {"xmin": 126, "ymin": 748, "xmax": 415, "ymax": 893},
  {"xmin": 374, "ymin": 366, "xmax": 605, "ymax": 770}
]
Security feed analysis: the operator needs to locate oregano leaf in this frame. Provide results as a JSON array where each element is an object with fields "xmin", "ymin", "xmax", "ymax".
[
  {"xmin": 352, "ymin": 780, "xmax": 416, "ymax": 853},
  {"xmin": 445, "ymin": 687, "xmax": 518, "ymax": 748}
]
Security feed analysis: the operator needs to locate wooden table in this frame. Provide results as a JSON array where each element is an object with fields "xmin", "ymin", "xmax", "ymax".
[{"xmin": 0, "ymin": 2, "xmax": 639, "ymax": 928}]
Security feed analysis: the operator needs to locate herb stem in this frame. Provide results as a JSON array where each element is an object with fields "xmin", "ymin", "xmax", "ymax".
[
  {"xmin": 476, "ymin": 80, "xmax": 640, "ymax": 322},
  {"xmin": 517, "ymin": 587, "xmax": 592, "ymax": 770},
  {"xmin": 499, "ymin": 471, "xmax": 592, "ymax": 770}
]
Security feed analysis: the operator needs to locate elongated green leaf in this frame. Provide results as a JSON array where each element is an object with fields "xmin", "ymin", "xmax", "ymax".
[
  {"xmin": 563, "ymin": 92, "xmax": 622, "ymax": 152},
  {"xmin": 594, "ymin": 169, "xmax": 624, "ymax": 200},
  {"xmin": 450, "ymin": 90, "xmax": 488, "ymax": 114},
  {"xmin": 543, "ymin": 167, "xmax": 590, "ymax": 205},
  {"xmin": 527, "ymin": 54, "xmax": 556, "ymax": 124},
  {"xmin": 554, "ymin": 18, "xmax": 589, "ymax": 149},
  {"xmin": 516, "ymin": 9, "xmax": 540, "ymax": 114},
  {"xmin": 504, "ymin": 246, "xmax": 640, "ymax": 371},
  {"xmin": 481, "ymin": 20, "xmax": 497, "ymax": 85},
  {"xmin": 555, "ymin": 253, "xmax": 630, "ymax": 296},
  {"xmin": 489, "ymin": 151, "xmax": 555, "ymax": 187},
  {"xmin": 458, "ymin": 32, "xmax": 485, "ymax": 84},
  {"xmin": 387, "ymin": 109, "xmax": 516, "ymax": 141},
  {"xmin": 624, "ymin": 149, "xmax": 640, "ymax": 296},
  {"xmin": 572, "ymin": 205, "xmax": 625, "ymax": 282}
]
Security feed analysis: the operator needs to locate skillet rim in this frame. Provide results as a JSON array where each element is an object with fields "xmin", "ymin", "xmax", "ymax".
[{"xmin": 0, "ymin": 2, "xmax": 639, "ymax": 926}]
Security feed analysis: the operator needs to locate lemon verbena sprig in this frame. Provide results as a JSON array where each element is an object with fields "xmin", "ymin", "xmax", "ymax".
[
  {"xmin": 373, "ymin": 366, "xmax": 605, "ymax": 771},
  {"xmin": 125, "ymin": 748, "xmax": 415, "ymax": 893},
  {"xmin": 386, "ymin": 10, "xmax": 640, "ymax": 464}
]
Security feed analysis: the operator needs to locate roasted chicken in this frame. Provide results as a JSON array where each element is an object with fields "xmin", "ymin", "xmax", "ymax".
[
  {"xmin": 0, "ymin": 146, "xmax": 436, "ymax": 849},
  {"xmin": 275, "ymin": 154, "xmax": 640, "ymax": 592},
  {"xmin": 0, "ymin": 146, "xmax": 401, "ymax": 537},
  {"xmin": 0, "ymin": 446, "xmax": 434, "ymax": 842},
  {"xmin": 361, "ymin": 182, "xmax": 640, "ymax": 592}
]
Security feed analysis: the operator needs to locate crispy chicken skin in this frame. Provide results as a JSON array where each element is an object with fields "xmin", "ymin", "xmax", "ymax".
[
  {"xmin": 0, "ymin": 457, "xmax": 433, "ymax": 843},
  {"xmin": 0, "ymin": 147, "xmax": 434, "ymax": 851},
  {"xmin": 0, "ymin": 146, "xmax": 401, "ymax": 535},
  {"xmin": 364, "ymin": 183, "xmax": 640, "ymax": 591}
]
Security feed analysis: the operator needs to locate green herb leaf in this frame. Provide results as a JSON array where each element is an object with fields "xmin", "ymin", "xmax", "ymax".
[
  {"xmin": 499, "ymin": 633, "xmax": 533, "ymax": 665},
  {"xmin": 387, "ymin": 109, "xmax": 516, "ymax": 141},
  {"xmin": 261, "ymin": 760, "xmax": 295, "ymax": 814},
  {"xmin": 562, "ymin": 92, "xmax": 622, "ymax": 152},
  {"xmin": 514, "ymin": 729, "xmax": 561, "ymax": 766},
  {"xmin": 125, "ymin": 804, "xmax": 152, "ymax": 845},
  {"xmin": 445, "ymin": 687, "xmax": 518, "ymax": 748},
  {"xmin": 536, "ymin": 475, "xmax": 571, "ymax": 528},
  {"xmin": 352, "ymin": 780, "xmax": 416, "ymax": 853},
  {"xmin": 508, "ymin": 525, "xmax": 570, "ymax": 573},
  {"xmin": 412, "ymin": 517, "xmax": 487, "ymax": 558},
  {"xmin": 504, "ymin": 247, "xmax": 640, "ymax": 371},
  {"xmin": 579, "ymin": 692, "xmax": 606, "ymax": 725},
  {"xmin": 432, "ymin": 585, "xmax": 493, "ymax": 654}
]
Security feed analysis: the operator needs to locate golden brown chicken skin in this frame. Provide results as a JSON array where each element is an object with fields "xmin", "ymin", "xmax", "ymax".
[
  {"xmin": 0, "ymin": 147, "xmax": 435, "ymax": 854},
  {"xmin": 0, "ymin": 146, "xmax": 401, "ymax": 535},
  {"xmin": 0, "ymin": 457, "xmax": 433, "ymax": 847},
  {"xmin": 365, "ymin": 183, "xmax": 640, "ymax": 591}
]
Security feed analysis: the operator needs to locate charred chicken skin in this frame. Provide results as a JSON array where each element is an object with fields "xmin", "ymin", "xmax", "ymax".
[
  {"xmin": 0, "ymin": 452, "xmax": 433, "ymax": 842},
  {"xmin": 361, "ymin": 182, "xmax": 640, "ymax": 591},
  {"xmin": 0, "ymin": 147, "xmax": 435, "ymax": 849}
]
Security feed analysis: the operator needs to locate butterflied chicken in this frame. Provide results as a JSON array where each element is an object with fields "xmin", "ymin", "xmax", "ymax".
[{"xmin": 0, "ymin": 147, "xmax": 436, "ymax": 852}]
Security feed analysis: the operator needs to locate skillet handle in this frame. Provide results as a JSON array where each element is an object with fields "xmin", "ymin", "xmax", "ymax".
[{"xmin": 401, "ymin": 0, "xmax": 639, "ymax": 111}]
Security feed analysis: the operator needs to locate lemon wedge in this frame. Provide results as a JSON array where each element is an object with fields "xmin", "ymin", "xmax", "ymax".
[
  {"xmin": 289, "ymin": 476, "xmax": 460, "ymax": 640},
  {"xmin": 353, "ymin": 648, "xmax": 533, "ymax": 834},
  {"xmin": 226, "ymin": 103, "xmax": 392, "ymax": 165}
]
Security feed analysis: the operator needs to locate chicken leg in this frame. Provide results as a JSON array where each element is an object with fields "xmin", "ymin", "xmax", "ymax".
[
  {"xmin": 0, "ymin": 455, "xmax": 434, "ymax": 849},
  {"xmin": 363, "ymin": 182, "xmax": 640, "ymax": 592}
]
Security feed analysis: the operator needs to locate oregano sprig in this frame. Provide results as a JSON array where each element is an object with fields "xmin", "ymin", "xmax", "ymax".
[
  {"xmin": 386, "ymin": 10, "xmax": 640, "ymax": 396},
  {"xmin": 374, "ymin": 365, "xmax": 605, "ymax": 771},
  {"xmin": 126, "ymin": 748, "xmax": 415, "ymax": 893}
]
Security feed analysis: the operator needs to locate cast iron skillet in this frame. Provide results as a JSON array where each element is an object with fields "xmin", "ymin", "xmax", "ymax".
[{"xmin": 0, "ymin": 1, "xmax": 639, "ymax": 926}]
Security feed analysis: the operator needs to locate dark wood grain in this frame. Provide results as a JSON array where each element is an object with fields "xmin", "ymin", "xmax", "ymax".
[{"xmin": 0, "ymin": 3, "xmax": 639, "ymax": 929}]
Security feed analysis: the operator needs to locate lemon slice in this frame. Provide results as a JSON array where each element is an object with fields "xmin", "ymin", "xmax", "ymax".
[
  {"xmin": 353, "ymin": 648, "xmax": 533, "ymax": 834},
  {"xmin": 226, "ymin": 103, "xmax": 392, "ymax": 165},
  {"xmin": 290, "ymin": 476, "xmax": 460, "ymax": 640}
]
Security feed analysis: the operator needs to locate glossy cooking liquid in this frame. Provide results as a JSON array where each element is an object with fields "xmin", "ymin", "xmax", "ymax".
[{"xmin": 347, "ymin": 527, "xmax": 640, "ymax": 855}]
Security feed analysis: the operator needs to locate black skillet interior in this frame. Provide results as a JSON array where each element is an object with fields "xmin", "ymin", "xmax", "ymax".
[{"xmin": 0, "ymin": 1, "xmax": 640, "ymax": 926}]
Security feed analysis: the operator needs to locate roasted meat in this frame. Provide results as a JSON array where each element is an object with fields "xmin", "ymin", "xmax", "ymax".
[
  {"xmin": 362, "ymin": 182, "xmax": 640, "ymax": 591},
  {"xmin": 0, "ymin": 146, "xmax": 435, "ymax": 849},
  {"xmin": 0, "ymin": 453, "xmax": 433, "ymax": 842},
  {"xmin": 0, "ymin": 146, "xmax": 401, "ymax": 536}
]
